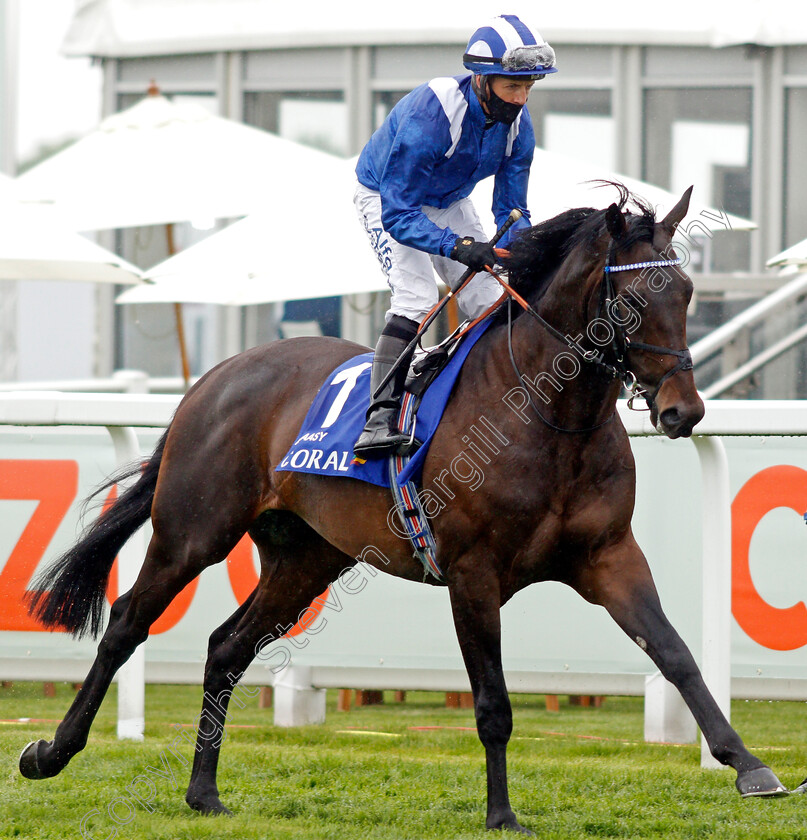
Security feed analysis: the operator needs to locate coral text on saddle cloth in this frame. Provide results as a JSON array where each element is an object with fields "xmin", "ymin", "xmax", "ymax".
[{"xmin": 276, "ymin": 322, "xmax": 491, "ymax": 488}]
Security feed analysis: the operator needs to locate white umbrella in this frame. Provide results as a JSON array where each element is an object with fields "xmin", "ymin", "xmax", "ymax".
[
  {"xmin": 766, "ymin": 238, "xmax": 807, "ymax": 269},
  {"xmin": 120, "ymin": 145, "xmax": 757, "ymax": 307},
  {"xmin": 116, "ymin": 215, "xmax": 387, "ymax": 306},
  {"xmin": 117, "ymin": 160, "xmax": 385, "ymax": 305},
  {"xmin": 473, "ymin": 148, "xmax": 756, "ymax": 233},
  {"xmin": 14, "ymin": 91, "xmax": 345, "ymax": 232},
  {"xmin": 0, "ymin": 174, "xmax": 142, "ymax": 284},
  {"xmin": 15, "ymin": 89, "xmax": 348, "ymax": 381}
]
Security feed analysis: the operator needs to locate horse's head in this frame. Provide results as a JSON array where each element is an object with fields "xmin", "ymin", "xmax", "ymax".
[
  {"xmin": 503, "ymin": 184, "xmax": 704, "ymax": 438},
  {"xmin": 602, "ymin": 187, "xmax": 704, "ymax": 438}
]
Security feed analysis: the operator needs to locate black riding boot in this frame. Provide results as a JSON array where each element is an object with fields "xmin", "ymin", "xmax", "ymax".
[{"xmin": 353, "ymin": 315, "xmax": 420, "ymax": 459}]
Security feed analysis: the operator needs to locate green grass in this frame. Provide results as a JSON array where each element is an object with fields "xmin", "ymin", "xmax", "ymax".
[{"xmin": 1, "ymin": 683, "xmax": 806, "ymax": 839}]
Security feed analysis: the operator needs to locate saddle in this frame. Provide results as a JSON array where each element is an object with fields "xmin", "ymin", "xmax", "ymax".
[
  {"xmin": 276, "ymin": 319, "xmax": 493, "ymax": 581},
  {"xmin": 397, "ymin": 326, "xmax": 470, "ymax": 443}
]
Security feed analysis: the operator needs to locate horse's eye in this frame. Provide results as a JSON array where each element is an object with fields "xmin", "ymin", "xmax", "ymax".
[{"xmin": 621, "ymin": 290, "xmax": 643, "ymax": 308}]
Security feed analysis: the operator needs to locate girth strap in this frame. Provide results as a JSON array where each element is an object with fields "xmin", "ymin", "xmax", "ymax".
[{"xmin": 387, "ymin": 391, "xmax": 444, "ymax": 583}]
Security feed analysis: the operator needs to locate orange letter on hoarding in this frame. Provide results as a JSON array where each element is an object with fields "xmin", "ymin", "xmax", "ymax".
[
  {"xmin": 732, "ymin": 465, "xmax": 807, "ymax": 651},
  {"xmin": 103, "ymin": 486, "xmax": 199, "ymax": 636},
  {"xmin": 0, "ymin": 460, "xmax": 78, "ymax": 632}
]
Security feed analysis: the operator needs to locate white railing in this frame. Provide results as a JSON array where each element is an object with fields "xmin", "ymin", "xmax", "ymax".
[
  {"xmin": 689, "ymin": 269, "xmax": 807, "ymax": 398},
  {"xmin": 701, "ymin": 322, "xmax": 807, "ymax": 398},
  {"xmin": 2, "ymin": 392, "xmax": 807, "ymax": 765},
  {"xmin": 0, "ymin": 371, "xmax": 196, "ymax": 394},
  {"xmin": 690, "ymin": 269, "xmax": 807, "ymax": 366},
  {"xmin": 0, "ymin": 392, "xmax": 178, "ymax": 741}
]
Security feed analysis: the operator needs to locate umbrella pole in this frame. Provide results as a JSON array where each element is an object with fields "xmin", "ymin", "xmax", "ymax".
[
  {"xmin": 165, "ymin": 223, "xmax": 192, "ymax": 389},
  {"xmin": 173, "ymin": 301, "xmax": 191, "ymax": 386}
]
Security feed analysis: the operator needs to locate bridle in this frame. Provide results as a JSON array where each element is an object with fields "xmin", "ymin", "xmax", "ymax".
[
  {"xmin": 501, "ymin": 237, "xmax": 693, "ymax": 433},
  {"xmin": 599, "ymin": 241, "xmax": 693, "ymax": 411}
]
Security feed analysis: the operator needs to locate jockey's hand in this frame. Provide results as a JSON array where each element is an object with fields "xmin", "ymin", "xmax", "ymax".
[{"xmin": 450, "ymin": 237, "xmax": 497, "ymax": 272}]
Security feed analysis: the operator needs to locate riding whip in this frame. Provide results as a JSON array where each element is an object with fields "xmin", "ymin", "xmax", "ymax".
[{"xmin": 373, "ymin": 208, "xmax": 523, "ymax": 398}]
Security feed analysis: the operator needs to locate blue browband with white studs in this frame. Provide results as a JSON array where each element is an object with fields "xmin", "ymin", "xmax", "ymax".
[{"xmin": 604, "ymin": 258, "xmax": 682, "ymax": 273}]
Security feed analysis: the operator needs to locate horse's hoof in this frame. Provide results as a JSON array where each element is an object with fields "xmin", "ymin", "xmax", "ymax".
[
  {"xmin": 488, "ymin": 822, "xmax": 534, "ymax": 835},
  {"xmin": 487, "ymin": 812, "xmax": 534, "ymax": 834},
  {"xmin": 736, "ymin": 766, "xmax": 789, "ymax": 798},
  {"xmin": 19, "ymin": 740, "xmax": 55, "ymax": 780},
  {"xmin": 792, "ymin": 777, "xmax": 807, "ymax": 794},
  {"xmin": 186, "ymin": 793, "xmax": 233, "ymax": 816}
]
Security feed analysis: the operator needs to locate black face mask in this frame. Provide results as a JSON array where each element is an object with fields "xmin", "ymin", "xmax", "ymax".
[{"xmin": 481, "ymin": 80, "xmax": 523, "ymax": 126}]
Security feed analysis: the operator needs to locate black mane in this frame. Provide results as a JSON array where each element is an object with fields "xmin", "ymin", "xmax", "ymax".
[{"xmin": 502, "ymin": 181, "xmax": 657, "ymax": 302}]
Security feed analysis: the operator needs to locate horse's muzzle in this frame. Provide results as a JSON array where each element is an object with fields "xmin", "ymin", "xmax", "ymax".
[{"xmin": 651, "ymin": 395, "xmax": 705, "ymax": 439}]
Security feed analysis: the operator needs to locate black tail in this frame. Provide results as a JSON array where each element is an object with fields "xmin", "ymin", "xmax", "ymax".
[{"xmin": 26, "ymin": 428, "xmax": 170, "ymax": 639}]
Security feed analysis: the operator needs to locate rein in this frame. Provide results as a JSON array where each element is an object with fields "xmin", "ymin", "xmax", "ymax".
[
  {"xmin": 488, "ymin": 242, "xmax": 691, "ymax": 433},
  {"xmin": 505, "ymin": 297, "xmax": 617, "ymax": 433},
  {"xmin": 487, "ymin": 269, "xmax": 619, "ymax": 433}
]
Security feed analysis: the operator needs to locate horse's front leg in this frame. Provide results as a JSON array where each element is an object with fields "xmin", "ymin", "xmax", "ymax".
[
  {"xmin": 575, "ymin": 535, "xmax": 787, "ymax": 797},
  {"xmin": 448, "ymin": 563, "xmax": 532, "ymax": 834}
]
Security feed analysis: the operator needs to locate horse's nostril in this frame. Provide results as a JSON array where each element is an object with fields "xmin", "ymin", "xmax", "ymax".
[{"xmin": 660, "ymin": 407, "xmax": 681, "ymax": 429}]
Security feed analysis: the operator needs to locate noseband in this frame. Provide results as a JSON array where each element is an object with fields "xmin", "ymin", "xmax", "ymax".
[{"xmin": 600, "ymin": 244, "xmax": 693, "ymax": 411}]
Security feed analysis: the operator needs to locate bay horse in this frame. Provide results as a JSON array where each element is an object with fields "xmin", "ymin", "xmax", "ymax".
[{"xmin": 20, "ymin": 185, "xmax": 787, "ymax": 833}]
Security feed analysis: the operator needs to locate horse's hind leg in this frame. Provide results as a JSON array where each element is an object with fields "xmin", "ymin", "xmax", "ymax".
[
  {"xmin": 576, "ymin": 538, "xmax": 787, "ymax": 797},
  {"xmin": 20, "ymin": 523, "xmax": 245, "ymax": 780},
  {"xmin": 184, "ymin": 512, "xmax": 353, "ymax": 816}
]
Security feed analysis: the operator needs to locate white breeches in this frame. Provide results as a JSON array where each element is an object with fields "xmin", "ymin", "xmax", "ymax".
[{"xmin": 354, "ymin": 182, "xmax": 504, "ymax": 323}]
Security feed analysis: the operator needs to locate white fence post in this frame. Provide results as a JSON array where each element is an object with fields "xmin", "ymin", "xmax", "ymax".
[
  {"xmin": 693, "ymin": 435, "xmax": 732, "ymax": 769},
  {"xmin": 112, "ymin": 370, "xmax": 150, "ymax": 394},
  {"xmin": 106, "ymin": 424, "xmax": 146, "ymax": 741},
  {"xmin": 273, "ymin": 665, "xmax": 326, "ymax": 727},
  {"xmin": 4, "ymin": 396, "xmax": 807, "ymax": 740},
  {"xmin": 644, "ymin": 671, "xmax": 697, "ymax": 744}
]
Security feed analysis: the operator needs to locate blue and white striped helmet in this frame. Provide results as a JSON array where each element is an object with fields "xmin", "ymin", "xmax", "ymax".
[{"xmin": 463, "ymin": 14, "xmax": 557, "ymax": 79}]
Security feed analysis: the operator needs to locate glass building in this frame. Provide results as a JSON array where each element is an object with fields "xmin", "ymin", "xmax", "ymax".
[{"xmin": 55, "ymin": 2, "xmax": 807, "ymax": 396}]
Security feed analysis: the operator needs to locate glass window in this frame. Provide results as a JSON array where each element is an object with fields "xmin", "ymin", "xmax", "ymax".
[
  {"xmin": 243, "ymin": 92, "xmax": 348, "ymax": 340},
  {"xmin": 372, "ymin": 91, "xmax": 407, "ymax": 131},
  {"xmin": 527, "ymin": 89, "xmax": 613, "ymax": 168},
  {"xmin": 117, "ymin": 55, "xmax": 217, "ymax": 86},
  {"xmin": 373, "ymin": 88, "xmax": 613, "ymax": 166},
  {"xmin": 643, "ymin": 46, "xmax": 752, "ymax": 81},
  {"xmin": 547, "ymin": 46, "xmax": 613, "ymax": 81},
  {"xmin": 244, "ymin": 91, "xmax": 347, "ymax": 156},
  {"xmin": 784, "ymin": 88, "xmax": 807, "ymax": 252},
  {"xmin": 372, "ymin": 45, "xmax": 462, "ymax": 84},
  {"xmin": 244, "ymin": 49, "xmax": 347, "ymax": 90},
  {"xmin": 644, "ymin": 87, "xmax": 752, "ymax": 273},
  {"xmin": 785, "ymin": 46, "xmax": 807, "ymax": 75}
]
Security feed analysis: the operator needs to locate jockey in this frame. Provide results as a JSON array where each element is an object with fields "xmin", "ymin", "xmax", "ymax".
[{"xmin": 353, "ymin": 14, "xmax": 557, "ymax": 459}]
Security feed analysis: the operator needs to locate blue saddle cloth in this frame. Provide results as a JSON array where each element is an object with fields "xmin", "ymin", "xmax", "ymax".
[{"xmin": 277, "ymin": 320, "xmax": 491, "ymax": 488}]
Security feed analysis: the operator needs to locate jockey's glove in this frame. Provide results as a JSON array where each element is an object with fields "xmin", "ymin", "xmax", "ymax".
[{"xmin": 450, "ymin": 237, "xmax": 497, "ymax": 272}]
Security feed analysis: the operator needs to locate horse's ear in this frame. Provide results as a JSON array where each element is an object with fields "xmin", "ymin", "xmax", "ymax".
[
  {"xmin": 605, "ymin": 203, "xmax": 627, "ymax": 240},
  {"xmin": 660, "ymin": 186, "xmax": 693, "ymax": 235}
]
